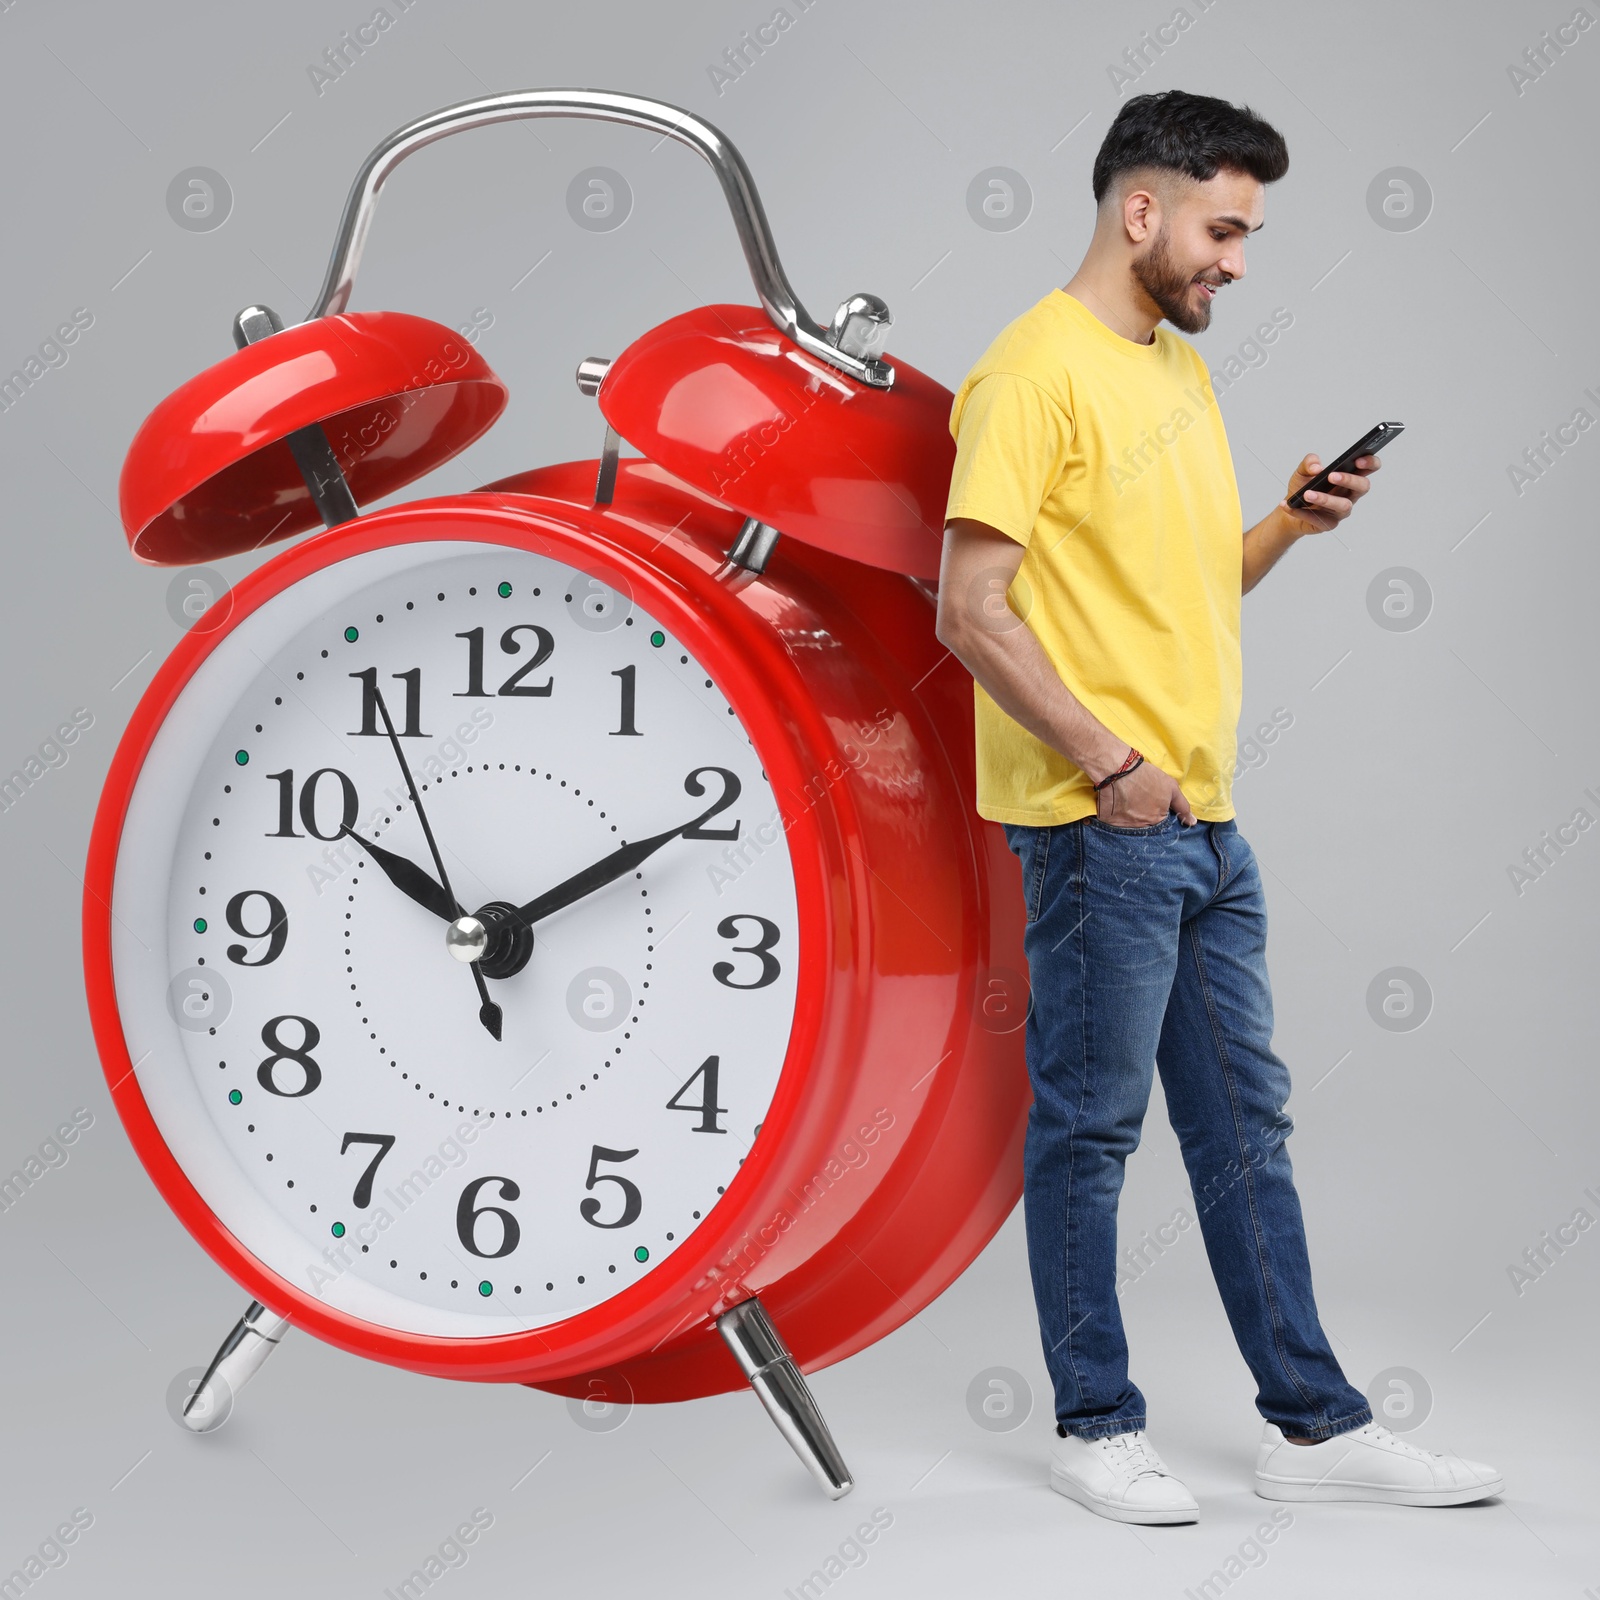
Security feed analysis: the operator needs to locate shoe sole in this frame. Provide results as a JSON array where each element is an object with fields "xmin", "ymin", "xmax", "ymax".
[
  {"xmin": 1254, "ymin": 1474, "xmax": 1503, "ymax": 1507},
  {"xmin": 1050, "ymin": 1468, "xmax": 1199, "ymax": 1524}
]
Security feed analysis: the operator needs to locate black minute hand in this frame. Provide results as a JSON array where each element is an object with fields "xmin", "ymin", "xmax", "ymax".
[
  {"xmin": 369, "ymin": 687, "xmax": 503, "ymax": 1043},
  {"xmin": 514, "ymin": 817, "xmax": 699, "ymax": 927}
]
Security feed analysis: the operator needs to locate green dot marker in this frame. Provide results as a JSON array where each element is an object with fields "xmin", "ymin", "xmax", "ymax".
[
  {"xmin": 634, "ymin": 1245, "xmax": 650, "ymax": 1263},
  {"xmin": 193, "ymin": 917, "xmax": 207, "ymax": 934},
  {"xmin": 497, "ymin": 581, "xmax": 512, "ymax": 598},
  {"xmin": 234, "ymin": 749, "xmax": 249, "ymax": 766},
  {"xmin": 344, "ymin": 626, "xmax": 359, "ymax": 642},
  {"xmin": 331, "ymin": 1222, "xmax": 346, "ymax": 1238},
  {"xmin": 649, "ymin": 630, "xmax": 665, "ymax": 647},
  {"xmin": 478, "ymin": 1280, "xmax": 493, "ymax": 1297},
  {"xmin": 227, "ymin": 1089, "xmax": 242, "ymax": 1105}
]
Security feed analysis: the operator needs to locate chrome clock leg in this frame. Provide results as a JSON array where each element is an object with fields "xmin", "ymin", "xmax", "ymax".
[
  {"xmin": 182, "ymin": 1300, "xmax": 291, "ymax": 1433},
  {"xmin": 717, "ymin": 1297, "xmax": 853, "ymax": 1499}
]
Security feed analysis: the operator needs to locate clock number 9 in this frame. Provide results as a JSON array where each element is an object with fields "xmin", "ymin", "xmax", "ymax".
[
  {"xmin": 225, "ymin": 890, "xmax": 288, "ymax": 967},
  {"xmin": 456, "ymin": 1175, "xmax": 522, "ymax": 1258},
  {"xmin": 257, "ymin": 1015, "xmax": 322, "ymax": 1097},
  {"xmin": 713, "ymin": 915, "xmax": 781, "ymax": 989},
  {"xmin": 579, "ymin": 1145, "xmax": 642, "ymax": 1229}
]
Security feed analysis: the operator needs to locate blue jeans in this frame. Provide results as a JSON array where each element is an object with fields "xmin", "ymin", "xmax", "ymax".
[{"xmin": 1002, "ymin": 812, "xmax": 1372, "ymax": 1443}]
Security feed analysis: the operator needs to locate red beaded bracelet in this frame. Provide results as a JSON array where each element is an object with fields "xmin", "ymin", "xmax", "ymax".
[{"xmin": 1092, "ymin": 746, "xmax": 1145, "ymax": 791}]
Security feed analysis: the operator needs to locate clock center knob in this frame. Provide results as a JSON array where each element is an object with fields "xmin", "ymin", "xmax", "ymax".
[
  {"xmin": 445, "ymin": 915, "xmax": 488, "ymax": 964},
  {"xmin": 471, "ymin": 901, "xmax": 537, "ymax": 981}
]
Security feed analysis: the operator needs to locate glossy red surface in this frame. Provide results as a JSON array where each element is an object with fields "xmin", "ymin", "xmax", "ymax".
[
  {"xmin": 85, "ymin": 468, "xmax": 1029, "ymax": 1398},
  {"xmin": 118, "ymin": 311, "xmax": 506, "ymax": 565},
  {"xmin": 597, "ymin": 305, "xmax": 956, "ymax": 581}
]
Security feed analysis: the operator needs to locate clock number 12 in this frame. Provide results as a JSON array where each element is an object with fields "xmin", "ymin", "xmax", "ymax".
[{"xmin": 454, "ymin": 626, "xmax": 554, "ymax": 698}]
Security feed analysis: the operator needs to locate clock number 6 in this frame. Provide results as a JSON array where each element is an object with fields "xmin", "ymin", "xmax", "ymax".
[
  {"xmin": 456, "ymin": 1176, "xmax": 522, "ymax": 1258},
  {"xmin": 339, "ymin": 1132, "xmax": 395, "ymax": 1209},
  {"xmin": 257, "ymin": 1015, "xmax": 322, "ymax": 1097},
  {"xmin": 579, "ymin": 1145, "xmax": 642, "ymax": 1228}
]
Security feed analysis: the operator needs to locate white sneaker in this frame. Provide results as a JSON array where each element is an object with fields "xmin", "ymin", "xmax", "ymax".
[
  {"xmin": 1050, "ymin": 1429, "xmax": 1199, "ymax": 1524},
  {"xmin": 1255, "ymin": 1421, "xmax": 1503, "ymax": 1506}
]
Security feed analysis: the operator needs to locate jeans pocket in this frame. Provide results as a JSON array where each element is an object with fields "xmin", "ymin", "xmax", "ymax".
[
  {"xmin": 1006, "ymin": 824, "xmax": 1052, "ymax": 924},
  {"xmin": 1086, "ymin": 810, "xmax": 1180, "ymax": 838}
]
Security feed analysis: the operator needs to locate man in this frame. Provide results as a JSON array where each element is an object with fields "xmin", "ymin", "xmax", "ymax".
[{"xmin": 936, "ymin": 89, "xmax": 1501, "ymax": 1524}]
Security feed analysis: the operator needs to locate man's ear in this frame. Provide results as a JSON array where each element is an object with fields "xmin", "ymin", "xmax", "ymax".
[{"xmin": 1122, "ymin": 185, "xmax": 1157, "ymax": 244}]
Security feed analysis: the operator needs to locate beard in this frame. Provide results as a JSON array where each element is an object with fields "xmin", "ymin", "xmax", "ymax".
[{"xmin": 1132, "ymin": 225, "xmax": 1223, "ymax": 334}]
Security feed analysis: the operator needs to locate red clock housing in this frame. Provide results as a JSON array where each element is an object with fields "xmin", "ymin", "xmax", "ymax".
[
  {"xmin": 84, "ymin": 86, "xmax": 1032, "ymax": 1493},
  {"xmin": 85, "ymin": 461, "xmax": 1030, "ymax": 1399}
]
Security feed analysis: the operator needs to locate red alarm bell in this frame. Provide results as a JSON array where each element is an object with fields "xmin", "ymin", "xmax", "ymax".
[{"xmin": 86, "ymin": 87, "xmax": 1027, "ymax": 1500}]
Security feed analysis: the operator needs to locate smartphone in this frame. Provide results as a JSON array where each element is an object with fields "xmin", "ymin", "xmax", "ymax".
[{"xmin": 1286, "ymin": 422, "xmax": 1404, "ymax": 509}]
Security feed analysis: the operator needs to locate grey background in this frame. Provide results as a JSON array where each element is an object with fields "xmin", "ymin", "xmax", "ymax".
[{"xmin": 2, "ymin": 0, "xmax": 1596, "ymax": 1594}]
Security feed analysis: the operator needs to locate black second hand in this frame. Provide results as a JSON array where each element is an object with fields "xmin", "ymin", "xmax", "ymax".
[{"xmin": 371, "ymin": 687, "xmax": 503, "ymax": 1043}]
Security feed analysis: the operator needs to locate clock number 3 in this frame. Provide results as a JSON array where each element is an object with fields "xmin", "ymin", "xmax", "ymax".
[
  {"xmin": 580, "ymin": 1145, "xmax": 642, "ymax": 1228},
  {"xmin": 713, "ymin": 915, "xmax": 781, "ymax": 989}
]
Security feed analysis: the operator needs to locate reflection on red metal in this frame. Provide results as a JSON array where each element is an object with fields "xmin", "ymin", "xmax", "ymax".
[
  {"xmin": 599, "ymin": 305, "xmax": 955, "ymax": 579},
  {"xmin": 119, "ymin": 311, "xmax": 506, "ymax": 564}
]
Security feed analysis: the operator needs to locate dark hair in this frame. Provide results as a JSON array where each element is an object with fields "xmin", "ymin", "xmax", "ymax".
[{"xmin": 1092, "ymin": 90, "xmax": 1288, "ymax": 204}]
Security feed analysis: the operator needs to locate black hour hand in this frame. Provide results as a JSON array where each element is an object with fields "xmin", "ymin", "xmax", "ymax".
[
  {"xmin": 341, "ymin": 827, "xmax": 459, "ymax": 923},
  {"xmin": 514, "ymin": 820, "xmax": 687, "ymax": 927}
]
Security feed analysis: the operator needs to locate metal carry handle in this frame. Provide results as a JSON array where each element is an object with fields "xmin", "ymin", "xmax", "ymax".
[{"xmin": 306, "ymin": 88, "xmax": 894, "ymax": 388}]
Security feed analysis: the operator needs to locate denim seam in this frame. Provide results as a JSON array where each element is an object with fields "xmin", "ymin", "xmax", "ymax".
[
  {"xmin": 1030, "ymin": 827, "xmax": 1052, "ymax": 925},
  {"xmin": 1056, "ymin": 883, "xmax": 1094, "ymax": 1420},
  {"xmin": 1054, "ymin": 825, "xmax": 1093, "ymax": 1415},
  {"xmin": 1187, "ymin": 920, "xmax": 1324, "ymax": 1427}
]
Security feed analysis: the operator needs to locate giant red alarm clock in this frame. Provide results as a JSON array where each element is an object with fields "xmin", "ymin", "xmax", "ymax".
[{"xmin": 83, "ymin": 89, "xmax": 1029, "ymax": 1498}]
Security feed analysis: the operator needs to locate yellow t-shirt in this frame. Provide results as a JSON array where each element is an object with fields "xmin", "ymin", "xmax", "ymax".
[{"xmin": 945, "ymin": 288, "xmax": 1244, "ymax": 826}]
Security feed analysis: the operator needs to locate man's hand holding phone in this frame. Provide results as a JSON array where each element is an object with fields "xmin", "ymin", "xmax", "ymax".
[
  {"xmin": 1280, "ymin": 451, "xmax": 1380, "ymax": 534},
  {"xmin": 1279, "ymin": 420, "xmax": 1402, "ymax": 535}
]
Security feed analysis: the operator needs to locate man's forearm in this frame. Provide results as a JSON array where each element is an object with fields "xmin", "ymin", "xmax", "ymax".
[
  {"xmin": 1242, "ymin": 504, "xmax": 1305, "ymax": 594},
  {"xmin": 937, "ymin": 611, "xmax": 1129, "ymax": 784}
]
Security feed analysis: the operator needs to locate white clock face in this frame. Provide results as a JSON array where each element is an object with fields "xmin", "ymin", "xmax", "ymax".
[{"xmin": 110, "ymin": 539, "xmax": 799, "ymax": 1336}]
